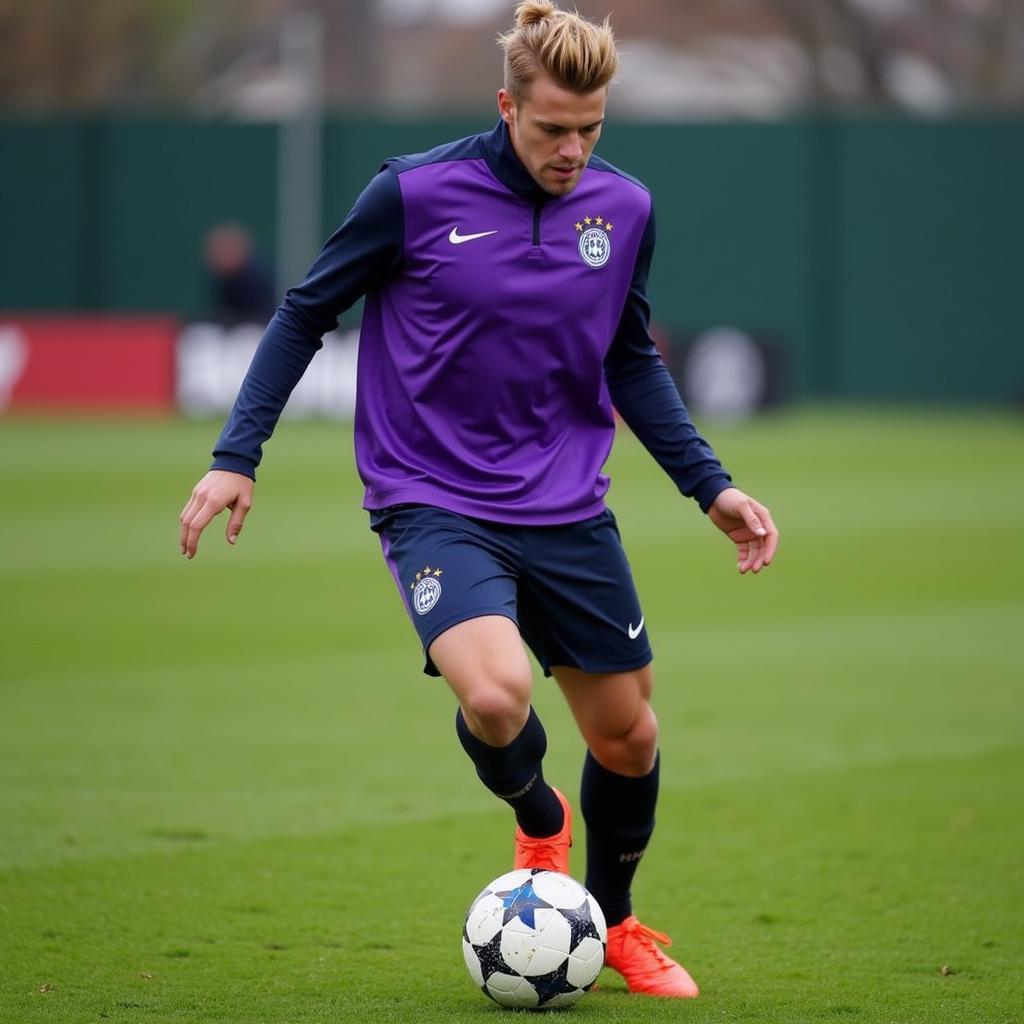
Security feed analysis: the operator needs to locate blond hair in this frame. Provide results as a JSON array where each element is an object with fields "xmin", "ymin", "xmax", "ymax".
[{"xmin": 499, "ymin": 2, "xmax": 619, "ymax": 102}]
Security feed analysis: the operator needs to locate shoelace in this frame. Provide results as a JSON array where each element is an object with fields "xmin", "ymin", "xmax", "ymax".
[
  {"xmin": 622, "ymin": 919, "xmax": 672, "ymax": 948},
  {"xmin": 615, "ymin": 920, "xmax": 676, "ymax": 975},
  {"xmin": 516, "ymin": 836, "xmax": 568, "ymax": 871}
]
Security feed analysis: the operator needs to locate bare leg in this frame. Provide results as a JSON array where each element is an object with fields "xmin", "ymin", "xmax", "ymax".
[
  {"xmin": 552, "ymin": 664, "xmax": 658, "ymax": 776},
  {"xmin": 552, "ymin": 663, "xmax": 659, "ymax": 924},
  {"xmin": 431, "ymin": 615, "xmax": 564, "ymax": 839},
  {"xmin": 429, "ymin": 614, "xmax": 532, "ymax": 745}
]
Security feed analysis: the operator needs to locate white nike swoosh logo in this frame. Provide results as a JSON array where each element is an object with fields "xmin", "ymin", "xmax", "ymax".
[
  {"xmin": 628, "ymin": 616, "xmax": 645, "ymax": 640},
  {"xmin": 449, "ymin": 227, "xmax": 498, "ymax": 245}
]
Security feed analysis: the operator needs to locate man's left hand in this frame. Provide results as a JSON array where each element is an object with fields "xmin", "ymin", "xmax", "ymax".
[{"xmin": 708, "ymin": 487, "xmax": 778, "ymax": 574}]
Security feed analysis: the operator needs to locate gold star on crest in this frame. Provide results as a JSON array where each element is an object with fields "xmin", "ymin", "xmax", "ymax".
[
  {"xmin": 575, "ymin": 221, "xmax": 584, "ymax": 232},
  {"xmin": 605, "ymin": 222, "xmax": 614, "ymax": 231},
  {"xmin": 412, "ymin": 565, "xmax": 442, "ymax": 588},
  {"xmin": 595, "ymin": 216, "xmax": 604, "ymax": 226},
  {"xmin": 583, "ymin": 215, "xmax": 593, "ymax": 225}
]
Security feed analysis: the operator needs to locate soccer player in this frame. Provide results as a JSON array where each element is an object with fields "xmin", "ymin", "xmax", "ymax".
[{"xmin": 179, "ymin": 1, "xmax": 778, "ymax": 999}]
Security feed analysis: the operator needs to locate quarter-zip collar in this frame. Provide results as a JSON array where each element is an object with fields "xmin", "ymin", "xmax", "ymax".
[{"xmin": 481, "ymin": 119, "xmax": 553, "ymax": 202}]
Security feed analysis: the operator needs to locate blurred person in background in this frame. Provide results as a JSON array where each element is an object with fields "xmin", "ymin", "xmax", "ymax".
[
  {"xmin": 179, "ymin": 0, "xmax": 777, "ymax": 999},
  {"xmin": 203, "ymin": 222, "xmax": 275, "ymax": 326}
]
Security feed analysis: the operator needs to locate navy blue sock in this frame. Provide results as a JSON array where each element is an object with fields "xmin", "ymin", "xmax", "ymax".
[
  {"xmin": 580, "ymin": 749, "xmax": 660, "ymax": 927},
  {"xmin": 455, "ymin": 706, "xmax": 564, "ymax": 838}
]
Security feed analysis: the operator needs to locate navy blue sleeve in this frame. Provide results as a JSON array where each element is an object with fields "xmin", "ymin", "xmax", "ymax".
[
  {"xmin": 211, "ymin": 167, "xmax": 404, "ymax": 477},
  {"xmin": 604, "ymin": 205, "xmax": 733, "ymax": 513}
]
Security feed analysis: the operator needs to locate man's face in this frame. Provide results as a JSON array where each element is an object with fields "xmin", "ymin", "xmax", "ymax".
[{"xmin": 498, "ymin": 74, "xmax": 606, "ymax": 197}]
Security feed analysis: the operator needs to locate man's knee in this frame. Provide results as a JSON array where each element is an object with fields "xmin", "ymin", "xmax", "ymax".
[
  {"xmin": 590, "ymin": 702, "xmax": 659, "ymax": 777},
  {"xmin": 430, "ymin": 615, "xmax": 533, "ymax": 745},
  {"xmin": 459, "ymin": 676, "xmax": 532, "ymax": 745}
]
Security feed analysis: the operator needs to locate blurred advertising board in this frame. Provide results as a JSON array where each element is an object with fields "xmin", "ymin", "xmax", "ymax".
[
  {"xmin": 0, "ymin": 317, "xmax": 780, "ymax": 421},
  {"xmin": 666, "ymin": 327, "xmax": 786, "ymax": 418},
  {"xmin": 0, "ymin": 317, "xmax": 359, "ymax": 418},
  {"xmin": 0, "ymin": 315, "xmax": 178, "ymax": 412},
  {"xmin": 175, "ymin": 323, "xmax": 358, "ymax": 419}
]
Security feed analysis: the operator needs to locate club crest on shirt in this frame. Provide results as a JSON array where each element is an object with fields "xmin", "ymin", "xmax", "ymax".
[
  {"xmin": 574, "ymin": 214, "xmax": 613, "ymax": 268},
  {"xmin": 410, "ymin": 565, "xmax": 443, "ymax": 615}
]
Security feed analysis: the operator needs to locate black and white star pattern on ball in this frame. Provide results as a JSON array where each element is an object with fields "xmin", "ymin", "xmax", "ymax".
[
  {"xmin": 468, "ymin": 929, "xmax": 508, "ymax": 982},
  {"xmin": 494, "ymin": 876, "xmax": 554, "ymax": 930},
  {"xmin": 560, "ymin": 898, "xmax": 604, "ymax": 950},
  {"xmin": 529, "ymin": 960, "xmax": 581, "ymax": 1005},
  {"xmin": 463, "ymin": 870, "xmax": 607, "ymax": 1009},
  {"xmin": 465, "ymin": 930, "xmax": 581, "ymax": 1007}
]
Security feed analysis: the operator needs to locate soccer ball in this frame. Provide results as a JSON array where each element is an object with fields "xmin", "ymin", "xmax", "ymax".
[{"xmin": 462, "ymin": 868, "xmax": 607, "ymax": 1009}]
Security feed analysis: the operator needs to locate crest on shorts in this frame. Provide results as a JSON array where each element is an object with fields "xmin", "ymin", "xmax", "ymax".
[
  {"xmin": 574, "ymin": 214, "xmax": 613, "ymax": 268},
  {"xmin": 410, "ymin": 565, "xmax": 443, "ymax": 615}
]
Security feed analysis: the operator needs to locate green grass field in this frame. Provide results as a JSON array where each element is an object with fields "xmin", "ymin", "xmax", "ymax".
[{"xmin": 1, "ymin": 408, "xmax": 1022, "ymax": 1023}]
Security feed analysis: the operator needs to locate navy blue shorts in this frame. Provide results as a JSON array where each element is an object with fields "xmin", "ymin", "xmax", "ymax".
[{"xmin": 370, "ymin": 504, "xmax": 652, "ymax": 677}]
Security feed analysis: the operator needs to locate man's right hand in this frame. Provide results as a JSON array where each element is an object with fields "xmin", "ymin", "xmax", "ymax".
[{"xmin": 179, "ymin": 470, "xmax": 254, "ymax": 559}]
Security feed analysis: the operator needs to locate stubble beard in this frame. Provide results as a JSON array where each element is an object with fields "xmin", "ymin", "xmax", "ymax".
[{"xmin": 543, "ymin": 166, "xmax": 582, "ymax": 196}]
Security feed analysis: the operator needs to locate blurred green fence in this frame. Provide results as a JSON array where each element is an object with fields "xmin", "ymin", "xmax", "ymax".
[{"xmin": 1, "ymin": 113, "xmax": 1021, "ymax": 402}]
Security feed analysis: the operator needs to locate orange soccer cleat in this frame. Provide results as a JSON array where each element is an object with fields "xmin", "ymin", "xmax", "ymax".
[
  {"xmin": 513, "ymin": 786, "xmax": 573, "ymax": 874},
  {"xmin": 605, "ymin": 915, "xmax": 700, "ymax": 998}
]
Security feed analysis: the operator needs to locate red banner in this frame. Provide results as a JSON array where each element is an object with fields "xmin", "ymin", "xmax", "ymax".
[{"xmin": 0, "ymin": 315, "xmax": 179, "ymax": 412}]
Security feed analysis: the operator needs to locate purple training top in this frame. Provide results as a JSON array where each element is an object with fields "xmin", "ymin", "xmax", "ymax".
[{"xmin": 210, "ymin": 121, "xmax": 732, "ymax": 523}]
